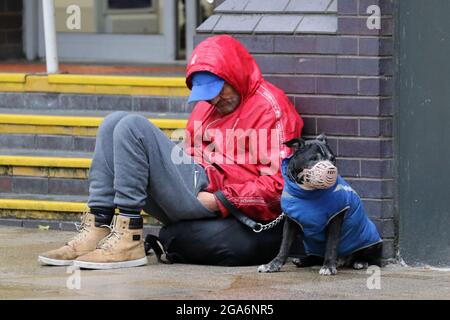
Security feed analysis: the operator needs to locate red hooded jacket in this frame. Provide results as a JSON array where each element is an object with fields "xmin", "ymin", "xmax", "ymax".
[{"xmin": 185, "ymin": 35, "xmax": 303, "ymax": 222}]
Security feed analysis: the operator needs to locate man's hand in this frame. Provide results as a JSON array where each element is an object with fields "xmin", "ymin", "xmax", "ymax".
[{"xmin": 197, "ymin": 192, "xmax": 219, "ymax": 212}]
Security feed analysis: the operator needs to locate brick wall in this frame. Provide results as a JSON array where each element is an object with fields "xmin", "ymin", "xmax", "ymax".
[
  {"xmin": 0, "ymin": 0, "xmax": 23, "ymax": 59},
  {"xmin": 195, "ymin": 0, "xmax": 396, "ymax": 261}
]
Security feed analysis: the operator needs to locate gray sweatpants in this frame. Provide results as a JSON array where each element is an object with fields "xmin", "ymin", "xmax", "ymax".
[{"xmin": 87, "ymin": 111, "xmax": 218, "ymax": 224}]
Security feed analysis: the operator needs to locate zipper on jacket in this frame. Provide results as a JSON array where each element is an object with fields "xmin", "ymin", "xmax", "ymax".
[{"xmin": 194, "ymin": 169, "xmax": 198, "ymax": 190}]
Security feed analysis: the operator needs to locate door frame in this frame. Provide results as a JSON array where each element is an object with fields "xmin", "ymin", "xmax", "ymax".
[
  {"xmin": 23, "ymin": 0, "xmax": 191, "ymax": 64},
  {"xmin": 396, "ymin": 0, "xmax": 450, "ymax": 266}
]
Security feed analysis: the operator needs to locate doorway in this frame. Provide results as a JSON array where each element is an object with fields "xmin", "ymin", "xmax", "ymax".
[
  {"xmin": 397, "ymin": 0, "xmax": 450, "ymax": 266},
  {"xmin": 24, "ymin": 0, "xmax": 215, "ymax": 64}
]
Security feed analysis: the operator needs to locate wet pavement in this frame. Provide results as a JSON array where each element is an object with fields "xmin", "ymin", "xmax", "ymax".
[{"xmin": 1, "ymin": 226, "xmax": 449, "ymax": 300}]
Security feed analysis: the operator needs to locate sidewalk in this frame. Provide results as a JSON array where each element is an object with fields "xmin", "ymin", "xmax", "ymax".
[{"xmin": 1, "ymin": 225, "xmax": 449, "ymax": 300}]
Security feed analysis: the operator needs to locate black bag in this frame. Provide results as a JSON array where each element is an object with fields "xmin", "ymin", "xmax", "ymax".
[{"xmin": 145, "ymin": 217, "xmax": 305, "ymax": 266}]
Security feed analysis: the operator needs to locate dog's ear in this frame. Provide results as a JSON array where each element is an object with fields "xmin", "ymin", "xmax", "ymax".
[
  {"xmin": 284, "ymin": 138, "xmax": 305, "ymax": 150},
  {"xmin": 316, "ymin": 133, "xmax": 328, "ymax": 144}
]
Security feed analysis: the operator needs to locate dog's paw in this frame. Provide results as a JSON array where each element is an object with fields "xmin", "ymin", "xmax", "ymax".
[
  {"xmin": 352, "ymin": 261, "xmax": 369, "ymax": 270},
  {"xmin": 319, "ymin": 265, "xmax": 338, "ymax": 276},
  {"xmin": 257, "ymin": 263, "xmax": 282, "ymax": 273}
]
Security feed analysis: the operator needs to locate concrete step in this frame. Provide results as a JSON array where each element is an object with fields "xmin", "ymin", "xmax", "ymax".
[
  {"xmin": 0, "ymin": 217, "xmax": 162, "ymax": 234},
  {"xmin": 0, "ymin": 152, "xmax": 91, "ymax": 199},
  {"xmin": 0, "ymin": 112, "xmax": 188, "ymax": 137},
  {"xmin": 0, "ymin": 74, "xmax": 189, "ymax": 97},
  {"xmin": 0, "ymin": 134, "xmax": 98, "ymax": 153},
  {"xmin": 1, "ymin": 176, "xmax": 88, "ymax": 196},
  {"xmin": 0, "ymin": 154, "xmax": 162, "ymax": 224},
  {"xmin": 0, "ymin": 108, "xmax": 191, "ymax": 118},
  {"xmin": 0, "ymin": 74, "xmax": 192, "ymax": 113},
  {"xmin": 0, "ymin": 112, "xmax": 188, "ymax": 221},
  {"xmin": 0, "ymin": 73, "xmax": 189, "ymax": 223},
  {"xmin": 0, "ymin": 148, "xmax": 92, "ymax": 157},
  {"xmin": 0, "ymin": 113, "xmax": 187, "ymax": 152},
  {"xmin": 0, "ymin": 114, "xmax": 188, "ymax": 182},
  {"xmin": 0, "ymin": 193, "xmax": 87, "ymax": 221},
  {"xmin": 0, "ymin": 193, "xmax": 160, "ymax": 224}
]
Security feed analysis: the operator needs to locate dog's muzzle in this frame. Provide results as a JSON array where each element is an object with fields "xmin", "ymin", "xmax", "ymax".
[{"xmin": 298, "ymin": 161, "xmax": 338, "ymax": 189}]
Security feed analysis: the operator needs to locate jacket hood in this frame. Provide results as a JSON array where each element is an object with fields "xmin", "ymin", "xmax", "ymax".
[{"xmin": 186, "ymin": 35, "xmax": 262, "ymax": 101}]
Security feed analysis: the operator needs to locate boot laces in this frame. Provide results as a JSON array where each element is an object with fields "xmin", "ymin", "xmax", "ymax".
[
  {"xmin": 97, "ymin": 219, "xmax": 122, "ymax": 251},
  {"xmin": 69, "ymin": 210, "xmax": 91, "ymax": 245}
]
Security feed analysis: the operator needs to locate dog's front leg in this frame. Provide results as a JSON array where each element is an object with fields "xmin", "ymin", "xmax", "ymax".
[
  {"xmin": 258, "ymin": 218, "xmax": 300, "ymax": 273},
  {"xmin": 319, "ymin": 210, "xmax": 346, "ymax": 276}
]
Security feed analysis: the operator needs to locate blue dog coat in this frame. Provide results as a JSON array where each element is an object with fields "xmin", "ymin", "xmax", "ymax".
[{"xmin": 281, "ymin": 158, "xmax": 382, "ymax": 257}]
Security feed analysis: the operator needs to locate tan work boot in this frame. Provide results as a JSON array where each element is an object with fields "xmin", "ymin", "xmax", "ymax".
[
  {"xmin": 73, "ymin": 215, "xmax": 148, "ymax": 269},
  {"xmin": 38, "ymin": 211, "xmax": 111, "ymax": 266}
]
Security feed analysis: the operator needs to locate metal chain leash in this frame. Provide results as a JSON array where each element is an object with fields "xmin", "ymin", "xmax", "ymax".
[{"xmin": 252, "ymin": 212, "xmax": 286, "ymax": 233}]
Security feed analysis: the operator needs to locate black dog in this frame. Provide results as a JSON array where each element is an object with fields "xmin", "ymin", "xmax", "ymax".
[{"xmin": 258, "ymin": 134, "xmax": 382, "ymax": 275}]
